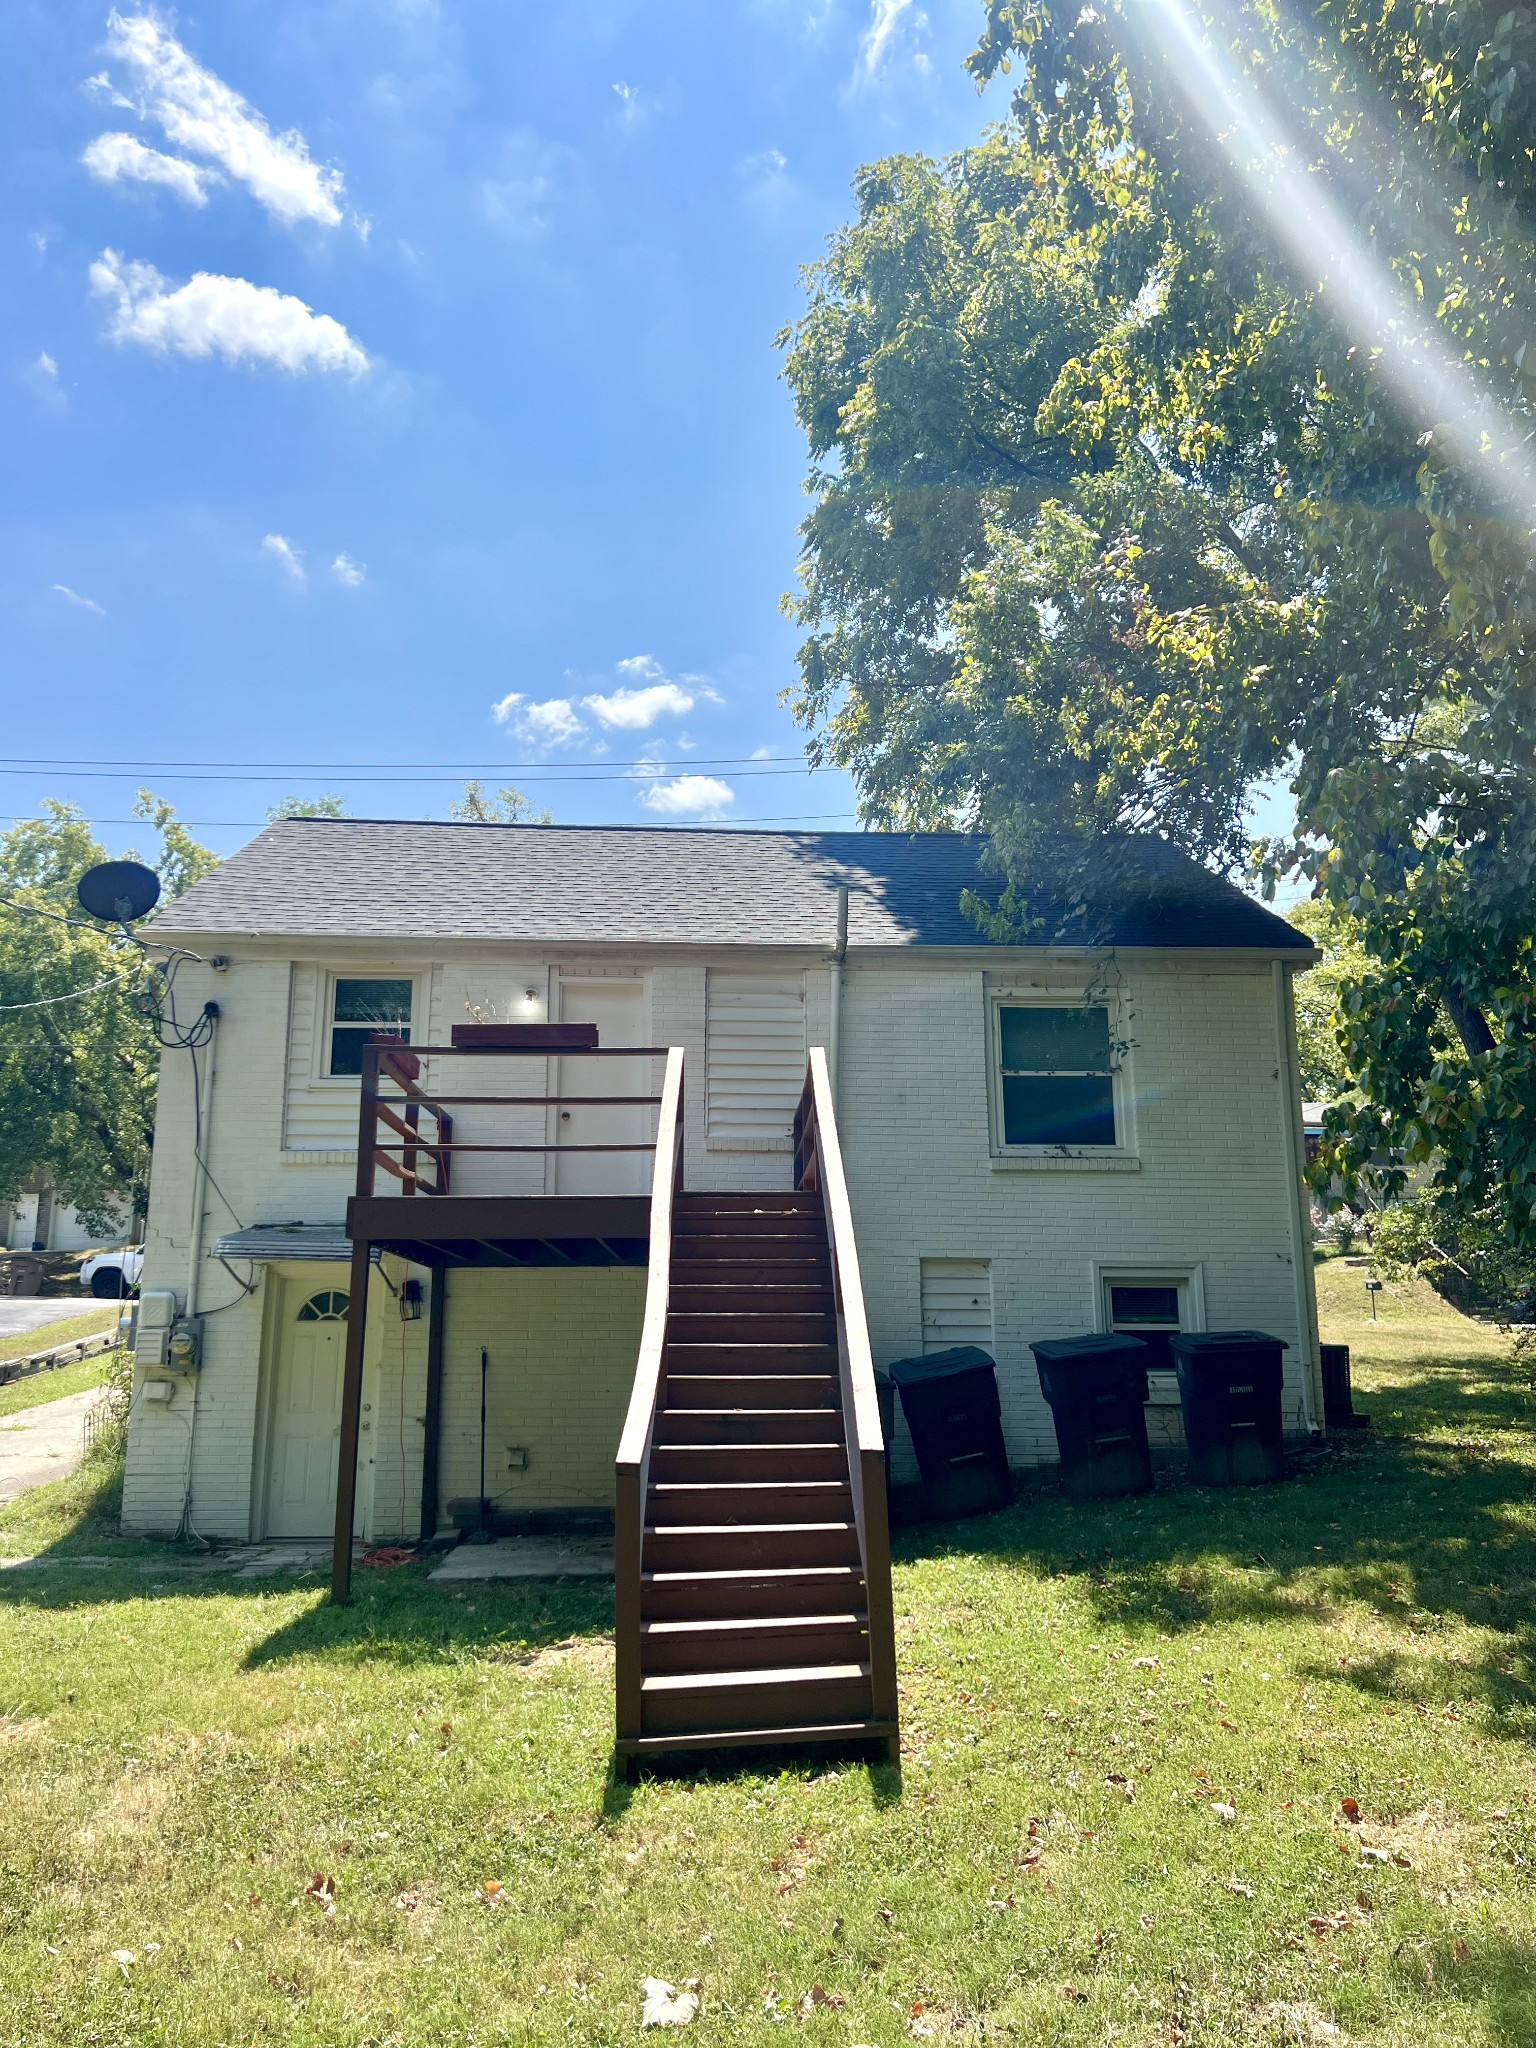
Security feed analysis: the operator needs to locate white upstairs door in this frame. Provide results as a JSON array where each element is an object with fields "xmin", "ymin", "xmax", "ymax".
[
  {"xmin": 263, "ymin": 1279, "xmax": 349, "ymax": 1538},
  {"xmin": 553, "ymin": 978, "xmax": 651, "ymax": 1195}
]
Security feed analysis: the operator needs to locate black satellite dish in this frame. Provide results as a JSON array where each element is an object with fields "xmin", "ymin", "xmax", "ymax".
[{"xmin": 76, "ymin": 860, "xmax": 162, "ymax": 924}]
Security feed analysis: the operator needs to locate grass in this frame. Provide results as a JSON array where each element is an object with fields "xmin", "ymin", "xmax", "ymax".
[
  {"xmin": 0, "ymin": 1302, "xmax": 117, "ymax": 1371},
  {"xmin": 0, "ymin": 1269, "xmax": 1532, "ymax": 2047},
  {"xmin": 0, "ymin": 1324, "xmax": 120, "ymax": 1424}
]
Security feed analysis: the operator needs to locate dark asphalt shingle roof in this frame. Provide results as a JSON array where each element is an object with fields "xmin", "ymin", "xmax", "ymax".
[{"xmin": 150, "ymin": 819, "xmax": 1312, "ymax": 952}]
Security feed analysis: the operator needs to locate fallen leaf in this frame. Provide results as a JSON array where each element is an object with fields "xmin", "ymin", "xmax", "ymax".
[
  {"xmin": 1211, "ymin": 1802, "xmax": 1238, "ymax": 1822},
  {"xmin": 1132, "ymin": 1655, "xmax": 1159, "ymax": 1669},
  {"xmin": 1062, "ymin": 1982, "xmax": 1089, "ymax": 2003},
  {"xmin": 1452, "ymin": 1937, "xmax": 1470, "ymax": 1963},
  {"xmin": 1139, "ymin": 1914, "xmax": 1155, "ymax": 1931},
  {"xmin": 1222, "ymin": 1878, "xmax": 1255, "ymax": 1898},
  {"xmin": 1308, "ymin": 1910, "xmax": 1351, "ymax": 1936},
  {"xmin": 229, "ymin": 1936, "xmax": 243, "ymax": 1952},
  {"xmin": 393, "ymin": 1890, "xmax": 422, "ymax": 1912},
  {"xmin": 641, "ymin": 1977, "xmax": 701, "ymax": 2027},
  {"xmin": 1220, "ymin": 1718, "xmax": 1239, "ymax": 1731},
  {"xmin": 1392, "ymin": 1852, "xmax": 1413, "ymax": 1869},
  {"xmin": 796, "ymin": 1985, "xmax": 846, "ymax": 2015},
  {"xmin": 110, "ymin": 1950, "xmax": 135, "ymax": 1968},
  {"xmin": 304, "ymin": 1874, "xmax": 337, "ymax": 1919},
  {"xmin": 1341, "ymin": 1798, "xmax": 1361, "ymax": 1823},
  {"xmin": 477, "ymin": 1879, "xmax": 508, "ymax": 1906},
  {"xmin": 1359, "ymin": 1847, "xmax": 1390, "ymax": 1867}
]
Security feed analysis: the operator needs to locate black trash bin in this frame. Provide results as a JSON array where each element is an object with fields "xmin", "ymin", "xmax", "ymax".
[
  {"xmin": 1031, "ymin": 1334, "xmax": 1153, "ymax": 1500},
  {"xmin": 1319, "ymin": 1343, "xmax": 1368, "ymax": 1430},
  {"xmin": 885, "ymin": 1346, "xmax": 1011, "ymax": 1518},
  {"xmin": 1171, "ymin": 1331, "xmax": 1287, "ymax": 1486}
]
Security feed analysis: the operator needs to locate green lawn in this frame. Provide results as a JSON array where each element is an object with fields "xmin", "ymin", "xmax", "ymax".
[
  {"xmin": 0, "ymin": 1267, "xmax": 1532, "ymax": 2047},
  {"xmin": 0, "ymin": 1312, "xmax": 120, "ymax": 1422}
]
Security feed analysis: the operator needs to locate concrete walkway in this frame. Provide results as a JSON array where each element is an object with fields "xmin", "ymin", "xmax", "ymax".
[
  {"xmin": 429, "ymin": 1536, "xmax": 613, "ymax": 1580},
  {"xmin": 0, "ymin": 1385, "xmax": 101, "ymax": 1506}
]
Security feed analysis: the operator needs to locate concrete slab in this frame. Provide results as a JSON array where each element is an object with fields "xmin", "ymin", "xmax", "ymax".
[
  {"xmin": 0, "ymin": 1386, "xmax": 101, "ymax": 1505},
  {"xmin": 0, "ymin": 1298, "xmax": 109, "ymax": 1338},
  {"xmin": 429, "ymin": 1537, "xmax": 613, "ymax": 1581},
  {"xmin": 232, "ymin": 1541, "xmax": 338, "ymax": 1578}
]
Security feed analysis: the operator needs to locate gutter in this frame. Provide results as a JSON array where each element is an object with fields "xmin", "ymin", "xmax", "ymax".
[{"xmin": 1274, "ymin": 960, "xmax": 1324, "ymax": 1432}]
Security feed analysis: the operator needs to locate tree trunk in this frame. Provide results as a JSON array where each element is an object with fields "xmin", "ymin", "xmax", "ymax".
[{"xmin": 1444, "ymin": 982, "xmax": 1497, "ymax": 1057}]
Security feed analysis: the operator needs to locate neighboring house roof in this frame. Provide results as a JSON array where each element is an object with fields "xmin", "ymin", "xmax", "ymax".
[{"xmin": 151, "ymin": 818, "xmax": 1315, "ymax": 953}]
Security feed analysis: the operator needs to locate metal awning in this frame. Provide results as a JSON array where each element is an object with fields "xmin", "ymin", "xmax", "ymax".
[{"xmin": 213, "ymin": 1225, "xmax": 378, "ymax": 1264}]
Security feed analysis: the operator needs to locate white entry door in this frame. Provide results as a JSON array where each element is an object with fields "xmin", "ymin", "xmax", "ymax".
[
  {"xmin": 264, "ymin": 1281, "xmax": 349, "ymax": 1538},
  {"xmin": 554, "ymin": 978, "xmax": 650, "ymax": 1194}
]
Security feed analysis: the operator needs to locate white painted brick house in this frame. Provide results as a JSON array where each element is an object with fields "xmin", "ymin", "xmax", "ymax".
[{"xmin": 120, "ymin": 818, "xmax": 1321, "ymax": 1546}]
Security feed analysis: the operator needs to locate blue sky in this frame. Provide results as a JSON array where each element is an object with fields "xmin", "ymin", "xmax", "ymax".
[{"xmin": 4, "ymin": 0, "xmax": 1011, "ymax": 858}]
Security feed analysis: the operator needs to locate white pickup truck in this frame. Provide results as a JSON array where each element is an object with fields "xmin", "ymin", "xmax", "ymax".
[{"xmin": 78, "ymin": 1245, "xmax": 144, "ymax": 1298}]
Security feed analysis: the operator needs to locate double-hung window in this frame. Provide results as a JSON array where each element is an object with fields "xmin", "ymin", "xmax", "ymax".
[
  {"xmin": 328, "ymin": 977, "xmax": 414, "ymax": 1077},
  {"xmin": 995, "ymin": 1003, "xmax": 1117, "ymax": 1148}
]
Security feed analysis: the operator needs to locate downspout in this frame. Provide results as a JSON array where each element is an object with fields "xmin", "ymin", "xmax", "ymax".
[
  {"xmin": 418, "ymin": 1265, "xmax": 447, "ymax": 1544},
  {"xmin": 179, "ymin": 1008, "xmax": 219, "ymax": 1540},
  {"xmin": 1273, "ymin": 960, "xmax": 1323, "ymax": 1433},
  {"xmin": 829, "ymin": 885, "xmax": 848, "ymax": 1104}
]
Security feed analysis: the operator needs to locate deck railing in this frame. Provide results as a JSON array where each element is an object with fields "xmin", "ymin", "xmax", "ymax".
[
  {"xmin": 354, "ymin": 1036, "xmax": 670, "ymax": 1200},
  {"xmin": 793, "ymin": 1048, "xmax": 900, "ymax": 1733},
  {"xmin": 613, "ymin": 1045, "xmax": 686, "ymax": 1748}
]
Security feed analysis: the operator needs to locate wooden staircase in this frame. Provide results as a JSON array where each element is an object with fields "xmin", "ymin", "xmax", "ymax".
[{"xmin": 614, "ymin": 1051, "xmax": 899, "ymax": 1769}]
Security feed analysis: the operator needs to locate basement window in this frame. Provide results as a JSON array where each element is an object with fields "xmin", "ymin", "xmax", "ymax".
[
  {"xmin": 995, "ymin": 1002, "xmax": 1116, "ymax": 1148},
  {"xmin": 329, "ymin": 977, "xmax": 414, "ymax": 1077}
]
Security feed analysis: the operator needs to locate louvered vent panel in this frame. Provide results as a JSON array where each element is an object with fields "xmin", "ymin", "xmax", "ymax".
[
  {"xmin": 705, "ymin": 972, "xmax": 807, "ymax": 1144},
  {"xmin": 920, "ymin": 1258, "xmax": 995, "ymax": 1354}
]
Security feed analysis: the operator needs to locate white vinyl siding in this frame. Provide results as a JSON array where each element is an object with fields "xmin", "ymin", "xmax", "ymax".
[
  {"xmin": 282, "ymin": 964, "xmax": 425, "ymax": 1154},
  {"xmin": 705, "ymin": 971, "xmax": 807, "ymax": 1148},
  {"xmin": 920, "ymin": 1258, "xmax": 994, "ymax": 1355}
]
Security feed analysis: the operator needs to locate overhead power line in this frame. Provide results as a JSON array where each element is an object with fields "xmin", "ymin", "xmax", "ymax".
[{"xmin": 0, "ymin": 754, "xmax": 831, "ymax": 783}]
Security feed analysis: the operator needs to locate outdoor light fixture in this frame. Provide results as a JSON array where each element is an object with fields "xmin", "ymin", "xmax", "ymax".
[{"xmin": 399, "ymin": 1277, "xmax": 424, "ymax": 1321}]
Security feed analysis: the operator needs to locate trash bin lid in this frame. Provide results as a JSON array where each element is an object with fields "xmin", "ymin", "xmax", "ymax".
[
  {"xmin": 1030, "ymin": 1333, "xmax": 1149, "ymax": 1364},
  {"xmin": 885, "ymin": 1344, "xmax": 997, "ymax": 1387},
  {"xmin": 1170, "ymin": 1331, "xmax": 1288, "ymax": 1355}
]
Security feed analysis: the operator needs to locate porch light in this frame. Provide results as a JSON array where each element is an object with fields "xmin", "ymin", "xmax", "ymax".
[{"xmin": 399, "ymin": 1277, "xmax": 424, "ymax": 1321}]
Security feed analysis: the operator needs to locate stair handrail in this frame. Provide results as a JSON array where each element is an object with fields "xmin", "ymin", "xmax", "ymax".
[
  {"xmin": 614, "ymin": 1043, "xmax": 686, "ymax": 1749},
  {"xmin": 793, "ymin": 1047, "xmax": 900, "ymax": 1739}
]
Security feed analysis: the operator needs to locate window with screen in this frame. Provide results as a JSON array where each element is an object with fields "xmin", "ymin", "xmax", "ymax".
[
  {"xmin": 329, "ymin": 977, "xmax": 413, "ymax": 1076},
  {"xmin": 1107, "ymin": 1282, "xmax": 1183, "ymax": 1371},
  {"xmin": 996, "ymin": 1004, "xmax": 1116, "ymax": 1147}
]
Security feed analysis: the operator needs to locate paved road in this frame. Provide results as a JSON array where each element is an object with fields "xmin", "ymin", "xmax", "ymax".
[
  {"xmin": 0, "ymin": 1386, "xmax": 101, "ymax": 1505},
  {"xmin": 0, "ymin": 1297, "xmax": 103, "ymax": 1338}
]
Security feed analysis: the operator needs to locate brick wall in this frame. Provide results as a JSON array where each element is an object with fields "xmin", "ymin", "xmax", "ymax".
[{"xmin": 123, "ymin": 940, "xmax": 1316, "ymax": 1534}]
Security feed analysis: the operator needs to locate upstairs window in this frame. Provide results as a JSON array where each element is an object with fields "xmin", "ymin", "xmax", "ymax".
[
  {"xmin": 329, "ymin": 977, "xmax": 413, "ymax": 1077},
  {"xmin": 996, "ymin": 1003, "xmax": 1116, "ymax": 1147}
]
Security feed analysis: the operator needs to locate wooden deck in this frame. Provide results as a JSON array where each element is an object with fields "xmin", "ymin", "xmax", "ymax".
[{"xmin": 346, "ymin": 1193, "xmax": 651, "ymax": 1267}]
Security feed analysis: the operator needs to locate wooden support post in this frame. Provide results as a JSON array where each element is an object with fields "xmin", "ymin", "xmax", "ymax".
[
  {"xmin": 418, "ymin": 1265, "xmax": 447, "ymax": 1544},
  {"xmin": 330, "ymin": 1235, "xmax": 373, "ymax": 1604}
]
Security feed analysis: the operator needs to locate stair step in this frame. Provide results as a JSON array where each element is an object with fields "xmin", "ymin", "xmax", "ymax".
[
  {"xmin": 648, "ymin": 1441, "xmax": 849, "ymax": 1481},
  {"xmin": 672, "ymin": 1260, "xmax": 831, "ymax": 1285},
  {"xmin": 663, "ymin": 1373, "xmax": 837, "ymax": 1409},
  {"xmin": 665, "ymin": 1342, "xmax": 838, "ymax": 1374},
  {"xmin": 667, "ymin": 1313, "xmax": 835, "ymax": 1345},
  {"xmin": 641, "ymin": 1612, "xmax": 868, "ymax": 1673},
  {"xmin": 642, "ymin": 1563, "xmax": 866, "ymax": 1619},
  {"xmin": 675, "ymin": 1216, "xmax": 824, "ymax": 1239},
  {"xmin": 647, "ymin": 1479, "xmax": 853, "ymax": 1525},
  {"xmin": 670, "ymin": 1284, "xmax": 833, "ymax": 1314},
  {"xmin": 674, "ymin": 1193, "xmax": 822, "ymax": 1215},
  {"xmin": 617, "ymin": 1717, "xmax": 898, "ymax": 1761},
  {"xmin": 671, "ymin": 1238, "xmax": 829, "ymax": 1266},
  {"xmin": 639, "ymin": 1661, "xmax": 874, "ymax": 1736},
  {"xmin": 644, "ymin": 1520, "xmax": 862, "ymax": 1571},
  {"xmin": 652, "ymin": 1407, "xmax": 845, "ymax": 1445}
]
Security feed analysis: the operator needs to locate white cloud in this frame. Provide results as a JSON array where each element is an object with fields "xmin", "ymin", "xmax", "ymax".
[
  {"xmin": 858, "ymin": 0, "xmax": 920, "ymax": 74},
  {"xmin": 584, "ymin": 681, "xmax": 699, "ymax": 729},
  {"xmin": 37, "ymin": 352, "xmax": 58, "ymax": 377},
  {"xmin": 637, "ymin": 773, "xmax": 736, "ymax": 819},
  {"xmin": 101, "ymin": 11, "xmax": 346, "ymax": 229},
  {"xmin": 262, "ymin": 533, "xmax": 305, "ymax": 583},
  {"xmin": 51, "ymin": 583, "xmax": 106, "ymax": 616},
  {"xmin": 82, "ymin": 130, "xmax": 212, "ymax": 205},
  {"xmin": 331, "ymin": 553, "xmax": 365, "ymax": 587},
  {"xmin": 611, "ymin": 79, "xmax": 640, "ymax": 123},
  {"xmin": 491, "ymin": 693, "xmax": 585, "ymax": 748},
  {"xmin": 479, "ymin": 129, "xmax": 583, "ymax": 243},
  {"xmin": 90, "ymin": 250, "xmax": 370, "ymax": 375},
  {"xmin": 749, "ymin": 745, "xmax": 774, "ymax": 760},
  {"xmin": 580, "ymin": 654, "xmax": 721, "ymax": 730}
]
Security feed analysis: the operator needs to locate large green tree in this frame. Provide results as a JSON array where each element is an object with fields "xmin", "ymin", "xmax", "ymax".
[
  {"xmin": 781, "ymin": 0, "xmax": 1536, "ymax": 1240},
  {"xmin": 0, "ymin": 797, "xmax": 216, "ymax": 1232}
]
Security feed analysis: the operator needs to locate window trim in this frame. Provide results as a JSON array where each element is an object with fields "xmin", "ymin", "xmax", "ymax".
[
  {"xmin": 1091, "ymin": 1260, "xmax": 1206, "ymax": 1403},
  {"xmin": 985, "ymin": 989, "xmax": 1136, "ymax": 1161},
  {"xmin": 312, "ymin": 969, "xmax": 421, "ymax": 1085}
]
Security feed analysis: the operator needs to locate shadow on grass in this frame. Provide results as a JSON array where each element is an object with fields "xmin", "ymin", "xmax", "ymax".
[{"xmin": 894, "ymin": 1339, "xmax": 1536, "ymax": 1740}]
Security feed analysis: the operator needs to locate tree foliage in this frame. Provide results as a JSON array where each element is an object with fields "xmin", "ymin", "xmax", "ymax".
[
  {"xmin": 780, "ymin": 0, "xmax": 1536, "ymax": 1241},
  {"xmin": 449, "ymin": 782, "xmax": 554, "ymax": 825},
  {"xmin": 0, "ymin": 798, "xmax": 216, "ymax": 1232}
]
